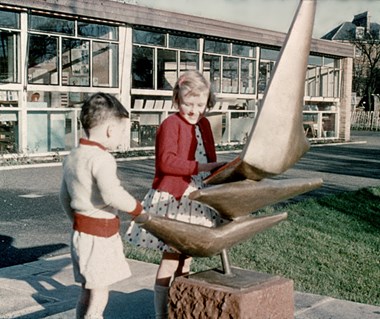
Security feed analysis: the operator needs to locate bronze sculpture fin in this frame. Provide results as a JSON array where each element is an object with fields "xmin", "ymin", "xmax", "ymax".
[
  {"xmin": 139, "ymin": 212, "xmax": 288, "ymax": 257},
  {"xmin": 205, "ymin": 0, "xmax": 317, "ymax": 185},
  {"xmin": 190, "ymin": 177, "xmax": 323, "ymax": 220}
]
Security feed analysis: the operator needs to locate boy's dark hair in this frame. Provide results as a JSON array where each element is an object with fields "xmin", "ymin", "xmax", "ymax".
[{"xmin": 80, "ymin": 93, "xmax": 129, "ymax": 136}]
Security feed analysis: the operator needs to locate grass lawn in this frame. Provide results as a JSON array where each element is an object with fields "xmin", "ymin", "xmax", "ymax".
[{"xmin": 125, "ymin": 186, "xmax": 380, "ymax": 306}]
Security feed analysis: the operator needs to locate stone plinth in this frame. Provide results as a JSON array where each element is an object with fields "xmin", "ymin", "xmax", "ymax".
[{"xmin": 169, "ymin": 267, "xmax": 294, "ymax": 319}]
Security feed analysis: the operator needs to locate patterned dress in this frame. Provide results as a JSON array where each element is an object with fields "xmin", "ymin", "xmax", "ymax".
[{"xmin": 126, "ymin": 125, "xmax": 225, "ymax": 253}]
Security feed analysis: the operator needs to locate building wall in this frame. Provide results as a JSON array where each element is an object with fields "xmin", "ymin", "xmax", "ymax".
[{"xmin": 0, "ymin": 0, "xmax": 354, "ymax": 156}]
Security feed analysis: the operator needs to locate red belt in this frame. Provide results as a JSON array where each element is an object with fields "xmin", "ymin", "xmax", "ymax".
[{"xmin": 73, "ymin": 213, "xmax": 120, "ymax": 238}]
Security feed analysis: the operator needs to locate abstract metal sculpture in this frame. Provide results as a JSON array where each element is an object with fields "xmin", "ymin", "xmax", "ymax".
[{"xmin": 135, "ymin": 0, "xmax": 320, "ymax": 272}]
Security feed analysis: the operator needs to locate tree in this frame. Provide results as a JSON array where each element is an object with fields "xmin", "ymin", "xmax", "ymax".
[{"xmin": 349, "ymin": 29, "xmax": 380, "ymax": 111}]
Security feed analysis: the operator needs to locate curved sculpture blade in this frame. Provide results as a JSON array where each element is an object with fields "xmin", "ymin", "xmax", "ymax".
[
  {"xmin": 138, "ymin": 212, "xmax": 287, "ymax": 257},
  {"xmin": 189, "ymin": 177, "xmax": 323, "ymax": 220},
  {"xmin": 205, "ymin": 0, "xmax": 317, "ymax": 185}
]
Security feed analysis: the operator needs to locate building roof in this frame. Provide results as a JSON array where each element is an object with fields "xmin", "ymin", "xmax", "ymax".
[
  {"xmin": 322, "ymin": 11, "xmax": 380, "ymax": 41},
  {"xmin": 0, "ymin": 0, "xmax": 354, "ymax": 57}
]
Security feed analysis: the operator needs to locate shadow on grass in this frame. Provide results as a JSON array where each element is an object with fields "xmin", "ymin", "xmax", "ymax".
[{"xmin": 316, "ymin": 187, "xmax": 380, "ymax": 230}]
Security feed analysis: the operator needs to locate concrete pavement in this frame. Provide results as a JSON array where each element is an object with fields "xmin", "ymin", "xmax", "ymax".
[{"xmin": 1, "ymin": 253, "xmax": 380, "ymax": 318}]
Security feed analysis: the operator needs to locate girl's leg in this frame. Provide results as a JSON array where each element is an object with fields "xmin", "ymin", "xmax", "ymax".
[
  {"xmin": 154, "ymin": 252, "xmax": 181, "ymax": 319},
  {"xmin": 76, "ymin": 285, "xmax": 109, "ymax": 319},
  {"xmin": 174, "ymin": 254, "xmax": 192, "ymax": 278}
]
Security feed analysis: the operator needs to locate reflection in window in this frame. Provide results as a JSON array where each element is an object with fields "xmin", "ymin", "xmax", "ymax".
[
  {"xmin": 222, "ymin": 57, "xmax": 238, "ymax": 93},
  {"xmin": 0, "ymin": 90, "xmax": 18, "ymax": 107},
  {"xmin": 157, "ymin": 49, "xmax": 176, "ymax": 90},
  {"xmin": 0, "ymin": 10, "xmax": 19, "ymax": 28},
  {"xmin": 241, "ymin": 59, "xmax": 255, "ymax": 94},
  {"xmin": 130, "ymin": 112, "xmax": 161, "ymax": 147},
  {"xmin": 258, "ymin": 61, "xmax": 274, "ymax": 93},
  {"xmin": 260, "ymin": 48, "xmax": 279, "ymax": 61},
  {"xmin": 180, "ymin": 52, "xmax": 199, "ymax": 74},
  {"xmin": 29, "ymin": 14, "xmax": 75, "ymax": 35},
  {"xmin": 78, "ymin": 22, "xmax": 118, "ymax": 40},
  {"xmin": 204, "ymin": 39, "xmax": 229, "ymax": 55},
  {"xmin": 133, "ymin": 29, "xmax": 165, "ymax": 46},
  {"xmin": 132, "ymin": 46, "xmax": 154, "ymax": 89},
  {"xmin": 0, "ymin": 111, "xmax": 18, "ymax": 153},
  {"xmin": 305, "ymin": 66, "xmax": 318, "ymax": 97},
  {"xmin": 229, "ymin": 112, "xmax": 254, "ymax": 143},
  {"xmin": 28, "ymin": 35, "xmax": 58, "ymax": 85},
  {"xmin": 308, "ymin": 55, "xmax": 322, "ymax": 66},
  {"xmin": 92, "ymin": 42, "xmax": 118, "ymax": 87},
  {"xmin": 322, "ymin": 113, "xmax": 336, "ymax": 138},
  {"xmin": 232, "ymin": 44, "xmax": 255, "ymax": 58},
  {"xmin": 62, "ymin": 39, "xmax": 90, "ymax": 86},
  {"xmin": 0, "ymin": 32, "xmax": 18, "ymax": 83},
  {"xmin": 203, "ymin": 54, "xmax": 221, "ymax": 93},
  {"xmin": 169, "ymin": 34, "xmax": 198, "ymax": 50}
]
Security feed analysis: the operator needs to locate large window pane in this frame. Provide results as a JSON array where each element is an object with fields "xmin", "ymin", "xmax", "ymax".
[
  {"xmin": 169, "ymin": 34, "xmax": 198, "ymax": 50},
  {"xmin": 78, "ymin": 22, "xmax": 118, "ymax": 40},
  {"xmin": 0, "ymin": 32, "xmax": 18, "ymax": 83},
  {"xmin": 204, "ymin": 39, "xmax": 229, "ymax": 54},
  {"xmin": 0, "ymin": 90, "xmax": 18, "ymax": 107},
  {"xmin": 222, "ymin": 57, "xmax": 238, "ymax": 93},
  {"xmin": 261, "ymin": 48, "xmax": 279, "ymax": 61},
  {"xmin": 0, "ymin": 111, "xmax": 18, "ymax": 153},
  {"xmin": 0, "ymin": 10, "xmax": 19, "ymax": 28},
  {"xmin": 92, "ymin": 42, "xmax": 118, "ymax": 87},
  {"xmin": 233, "ymin": 44, "xmax": 256, "ymax": 58},
  {"xmin": 26, "ymin": 90, "xmax": 91, "ymax": 108},
  {"xmin": 320, "ymin": 67, "xmax": 329, "ymax": 97},
  {"xmin": 179, "ymin": 52, "xmax": 198, "ymax": 74},
  {"xmin": 333, "ymin": 70, "xmax": 340, "ymax": 98},
  {"xmin": 29, "ymin": 14, "xmax": 74, "ymax": 35},
  {"xmin": 322, "ymin": 113, "xmax": 336, "ymax": 138},
  {"xmin": 27, "ymin": 111, "xmax": 67, "ymax": 152},
  {"xmin": 258, "ymin": 61, "xmax": 274, "ymax": 93},
  {"xmin": 157, "ymin": 49, "xmax": 177, "ymax": 90},
  {"xmin": 133, "ymin": 29, "xmax": 165, "ymax": 46},
  {"xmin": 132, "ymin": 46, "xmax": 154, "ymax": 89},
  {"xmin": 241, "ymin": 59, "xmax": 255, "ymax": 94},
  {"xmin": 130, "ymin": 112, "xmax": 161, "ymax": 147},
  {"xmin": 306, "ymin": 66, "xmax": 318, "ymax": 96},
  {"xmin": 62, "ymin": 39, "xmax": 90, "ymax": 86},
  {"xmin": 229, "ymin": 112, "xmax": 254, "ymax": 143},
  {"xmin": 28, "ymin": 35, "xmax": 58, "ymax": 85},
  {"xmin": 203, "ymin": 54, "xmax": 221, "ymax": 93},
  {"xmin": 308, "ymin": 55, "xmax": 323, "ymax": 66}
]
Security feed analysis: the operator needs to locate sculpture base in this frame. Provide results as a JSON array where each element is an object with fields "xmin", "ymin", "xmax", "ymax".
[{"xmin": 169, "ymin": 267, "xmax": 294, "ymax": 319}]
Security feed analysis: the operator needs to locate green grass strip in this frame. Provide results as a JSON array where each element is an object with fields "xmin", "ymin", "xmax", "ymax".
[{"xmin": 124, "ymin": 186, "xmax": 380, "ymax": 306}]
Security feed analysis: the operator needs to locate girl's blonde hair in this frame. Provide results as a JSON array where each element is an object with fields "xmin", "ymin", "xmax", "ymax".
[{"xmin": 172, "ymin": 71, "xmax": 216, "ymax": 109}]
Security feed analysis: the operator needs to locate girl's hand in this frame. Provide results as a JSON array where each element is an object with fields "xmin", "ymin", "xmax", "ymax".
[{"xmin": 198, "ymin": 162, "xmax": 227, "ymax": 173}]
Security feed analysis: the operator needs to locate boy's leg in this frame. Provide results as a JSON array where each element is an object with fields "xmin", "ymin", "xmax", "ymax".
[
  {"xmin": 76, "ymin": 285, "xmax": 109, "ymax": 319},
  {"xmin": 76, "ymin": 285, "xmax": 90, "ymax": 319}
]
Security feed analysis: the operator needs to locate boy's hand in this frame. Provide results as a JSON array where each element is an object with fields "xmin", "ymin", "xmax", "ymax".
[{"xmin": 133, "ymin": 212, "xmax": 151, "ymax": 224}]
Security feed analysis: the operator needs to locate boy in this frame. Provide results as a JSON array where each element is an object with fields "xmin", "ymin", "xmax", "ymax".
[{"xmin": 60, "ymin": 93, "xmax": 144, "ymax": 319}]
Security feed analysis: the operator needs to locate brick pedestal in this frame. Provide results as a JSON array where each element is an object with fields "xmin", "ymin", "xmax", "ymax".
[{"xmin": 169, "ymin": 267, "xmax": 294, "ymax": 319}]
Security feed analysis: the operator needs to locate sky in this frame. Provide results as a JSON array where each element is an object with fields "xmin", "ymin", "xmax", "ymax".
[{"xmin": 134, "ymin": 0, "xmax": 380, "ymax": 38}]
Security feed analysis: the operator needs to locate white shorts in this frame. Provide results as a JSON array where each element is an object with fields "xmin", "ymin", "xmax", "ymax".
[{"xmin": 71, "ymin": 231, "xmax": 131, "ymax": 289}]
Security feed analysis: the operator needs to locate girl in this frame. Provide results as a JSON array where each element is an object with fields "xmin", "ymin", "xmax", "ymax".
[{"xmin": 126, "ymin": 71, "xmax": 226, "ymax": 318}]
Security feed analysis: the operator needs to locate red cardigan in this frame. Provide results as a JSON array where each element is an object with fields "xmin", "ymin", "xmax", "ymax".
[{"xmin": 152, "ymin": 113, "xmax": 217, "ymax": 200}]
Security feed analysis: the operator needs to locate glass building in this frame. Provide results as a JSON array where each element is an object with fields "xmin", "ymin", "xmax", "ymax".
[{"xmin": 0, "ymin": 0, "xmax": 354, "ymax": 156}]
